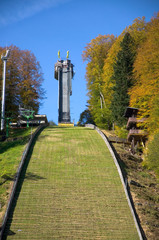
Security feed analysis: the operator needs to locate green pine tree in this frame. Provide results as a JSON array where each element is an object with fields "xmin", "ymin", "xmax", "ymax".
[{"xmin": 111, "ymin": 32, "xmax": 135, "ymax": 126}]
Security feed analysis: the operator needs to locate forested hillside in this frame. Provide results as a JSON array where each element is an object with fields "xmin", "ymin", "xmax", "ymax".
[{"xmin": 82, "ymin": 12, "xmax": 159, "ymax": 176}]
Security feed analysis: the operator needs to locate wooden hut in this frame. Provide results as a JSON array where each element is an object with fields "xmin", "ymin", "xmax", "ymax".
[{"xmin": 124, "ymin": 107, "xmax": 148, "ymax": 154}]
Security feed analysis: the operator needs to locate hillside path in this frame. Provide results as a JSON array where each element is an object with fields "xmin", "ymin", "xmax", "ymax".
[{"xmin": 3, "ymin": 127, "xmax": 139, "ymax": 239}]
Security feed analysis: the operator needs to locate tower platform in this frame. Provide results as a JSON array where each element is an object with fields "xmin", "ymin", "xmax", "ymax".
[{"xmin": 58, "ymin": 122, "xmax": 74, "ymax": 127}]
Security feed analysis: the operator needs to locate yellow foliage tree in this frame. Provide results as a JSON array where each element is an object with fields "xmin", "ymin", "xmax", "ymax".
[
  {"xmin": 129, "ymin": 13, "xmax": 159, "ymax": 133},
  {"xmin": 82, "ymin": 34, "xmax": 116, "ymax": 128},
  {"xmin": 102, "ymin": 17, "xmax": 146, "ymax": 123}
]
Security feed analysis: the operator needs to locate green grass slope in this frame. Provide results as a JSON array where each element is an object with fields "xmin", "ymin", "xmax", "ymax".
[
  {"xmin": 3, "ymin": 127, "xmax": 139, "ymax": 239},
  {"xmin": 0, "ymin": 127, "xmax": 37, "ymax": 224}
]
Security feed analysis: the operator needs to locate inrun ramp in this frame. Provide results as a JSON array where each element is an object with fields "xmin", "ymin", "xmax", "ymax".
[{"xmin": 3, "ymin": 127, "xmax": 139, "ymax": 239}]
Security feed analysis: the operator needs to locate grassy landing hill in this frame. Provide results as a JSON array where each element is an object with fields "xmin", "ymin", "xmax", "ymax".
[
  {"xmin": 2, "ymin": 126, "xmax": 139, "ymax": 239},
  {"xmin": 102, "ymin": 129, "xmax": 159, "ymax": 239},
  {"xmin": 0, "ymin": 127, "xmax": 37, "ymax": 225}
]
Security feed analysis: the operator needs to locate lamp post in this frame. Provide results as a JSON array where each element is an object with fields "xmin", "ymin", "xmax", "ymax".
[{"xmin": 1, "ymin": 49, "xmax": 10, "ymax": 131}]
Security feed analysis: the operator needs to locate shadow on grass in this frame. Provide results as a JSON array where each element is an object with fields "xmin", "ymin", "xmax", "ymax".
[
  {"xmin": 36, "ymin": 134, "xmax": 49, "ymax": 140},
  {"xmin": 9, "ymin": 128, "xmax": 28, "ymax": 137},
  {"xmin": 2, "ymin": 127, "xmax": 46, "ymax": 240},
  {"xmin": 0, "ymin": 136, "xmax": 30, "ymax": 154},
  {"xmin": 24, "ymin": 172, "xmax": 46, "ymax": 181}
]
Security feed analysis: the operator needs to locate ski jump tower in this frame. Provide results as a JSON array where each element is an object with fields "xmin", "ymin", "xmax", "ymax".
[{"xmin": 54, "ymin": 51, "xmax": 74, "ymax": 125}]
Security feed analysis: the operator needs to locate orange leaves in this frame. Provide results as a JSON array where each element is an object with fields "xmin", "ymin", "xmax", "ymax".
[
  {"xmin": 0, "ymin": 45, "xmax": 44, "ymax": 115},
  {"xmin": 82, "ymin": 12, "xmax": 159, "ymax": 131},
  {"xmin": 129, "ymin": 13, "xmax": 159, "ymax": 133},
  {"xmin": 82, "ymin": 34, "xmax": 116, "ymax": 62},
  {"xmin": 129, "ymin": 13, "xmax": 159, "ymax": 104}
]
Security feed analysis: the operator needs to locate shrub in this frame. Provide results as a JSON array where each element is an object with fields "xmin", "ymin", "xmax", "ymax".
[
  {"xmin": 144, "ymin": 131, "xmax": 159, "ymax": 177},
  {"xmin": 115, "ymin": 125, "xmax": 128, "ymax": 139}
]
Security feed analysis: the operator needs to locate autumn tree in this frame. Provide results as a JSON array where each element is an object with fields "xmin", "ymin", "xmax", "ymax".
[
  {"xmin": 127, "ymin": 13, "xmax": 159, "ymax": 175},
  {"xmin": 82, "ymin": 17, "xmax": 147, "ymax": 129},
  {"xmin": 129, "ymin": 13, "xmax": 159, "ymax": 133},
  {"xmin": 0, "ymin": 45, "xmax": 45, "ymax": 117},
  {"xmin": 145, "ymin": 131, "xmax": 159, "ymax": 177},
  {"xmin": 111, "ymin": 32, "xmax": 135, "ymax": 126},
  {"xmin": 102, "ymin": 17, "xmax": 146, "ymax": 126},
  {"xmin": 82, "ymin": 34, "xmax": 116, "ymax": 128}
]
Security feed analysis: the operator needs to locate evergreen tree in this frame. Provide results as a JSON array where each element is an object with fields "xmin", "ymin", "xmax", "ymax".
[
  {"xmin": 102, "ymin": 17, "xmax": 146, "ymax": 127},
  {"xmin": 111, "ymin": 32, "xmax": 135, "ymax": 126}
]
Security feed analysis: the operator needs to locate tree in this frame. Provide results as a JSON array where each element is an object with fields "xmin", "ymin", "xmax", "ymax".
[
  {"xmin": 78, "ymin": 109, "xmax": 95, "ymax": 126},
  {"xmin": 0, "ymin": 45, "xmax": 45, "ymax": 117},
  {"xmin": 111, "ymin": 32, "xmax": 135, "ymax": 126},
  {"xmin": 129, "ymin": 13, "xmax": 159, "ymax": 133},
  {"xmin": 148, "ymin": 93, "xmax": 159, "ymax": 134},
  {"xmin": 102, "ymin": 17, "xmax": 146, "ymax": 126},
  {"xmin": 82, "ymin": 16, "xmax": 147, "ymax": 129},
  {"xmin": 49, "ymin": 120, "xmax": 56, "ymax": 126},
  {"xmin": 82, "ymin": 34, "xmax": 116, "ymax": 128}
]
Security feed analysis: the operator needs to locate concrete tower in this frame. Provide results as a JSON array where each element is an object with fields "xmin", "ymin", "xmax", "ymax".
[{"xmin": 54, "ymin": 58, "xmax": 74, "ymax": 124}]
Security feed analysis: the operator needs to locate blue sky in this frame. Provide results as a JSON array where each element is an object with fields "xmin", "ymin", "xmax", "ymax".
[{"xmin": 0, "ymin": 0, "xmax": 158, "ymax": 124}]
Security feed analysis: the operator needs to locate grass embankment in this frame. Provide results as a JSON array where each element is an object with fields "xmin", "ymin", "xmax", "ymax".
[
  {"xmin": 3, "ymin": 126, "xmax": 139, "ymax": 239},
  {"xmin": 102, "ymin": 129, "xmax": 159, "ymax": 240},
  {"xmin": 0, "ymin": 127, "xmax": 37, "ymax": 225}
]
